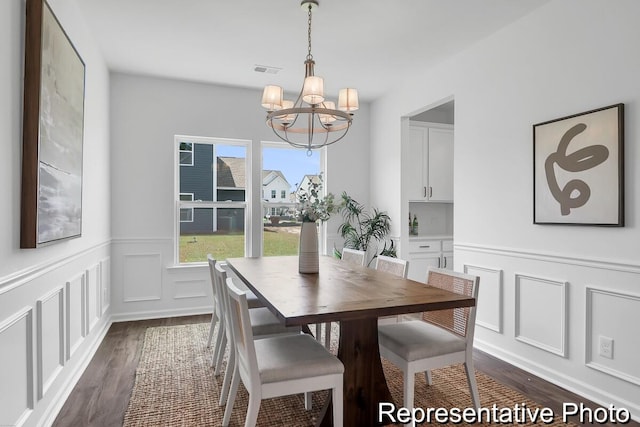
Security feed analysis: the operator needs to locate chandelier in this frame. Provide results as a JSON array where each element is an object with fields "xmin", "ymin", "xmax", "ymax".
[{"xmin": 261, "ymin": 0, "xmax": 359, "ymax": 154}]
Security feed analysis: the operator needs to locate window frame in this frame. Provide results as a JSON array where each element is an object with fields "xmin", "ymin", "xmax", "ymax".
[
  {"xmin": 179, "ymin": 142, "xmax": 194, "ymax": 166},
  {"xmin": 179, "ymin": 193, "xmax": 194, "ymax": 222}
]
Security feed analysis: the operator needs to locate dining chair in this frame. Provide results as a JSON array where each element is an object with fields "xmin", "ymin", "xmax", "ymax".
[
  {"xmin": 375, "ymin": 255, "xmax": 409, "ymax": 323},
  {"xmin": 341, "ymin": 247, "xmax": 366, "ymax": 266},
  {"xmin": 223, "ymin": 278, "xmax": 344, "ymax": 427},
  {"xmin": 313, "ymin": 247, "xmax": 366, "ymax": 348},
  {"xmin": 214, "ymin": 265, "xmax": 301, "ymax": 408},
  {"xmin": 378, "ymin": 268, "xmax": 481, "ymax": 426},
  {"xmin": 374, "ymin": 254, "xmax": 409, "ymax": 278},
  {"xmin": 208, "ymin": 257, "xmax": 269, "ymax": 373}
]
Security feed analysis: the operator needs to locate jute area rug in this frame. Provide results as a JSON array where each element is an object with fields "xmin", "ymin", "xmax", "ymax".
[{"xmin": 123, "ymin": 323, "xmax": 575, "ymax": 426}]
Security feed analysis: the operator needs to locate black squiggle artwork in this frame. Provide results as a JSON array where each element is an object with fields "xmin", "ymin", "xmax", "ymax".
[{"xmin": 544, "ymin": 123, "xmax": 609, "ymax": 216}]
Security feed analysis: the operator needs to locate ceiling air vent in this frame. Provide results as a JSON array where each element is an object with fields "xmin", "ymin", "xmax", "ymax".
[{"xmin": 254, "ymin": 65, "xmax": 281, "ymax": 74}]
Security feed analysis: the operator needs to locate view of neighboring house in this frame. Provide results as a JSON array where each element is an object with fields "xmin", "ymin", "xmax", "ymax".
[
  {"xmin": 179, "ymin": 146, "xmax": 296, "ymax": 233},
  {"xmin": 262, "ymin": 170, "xmax": 293, "ymax": 217},
  {"xmin": 295, "ymin": 174, "xmax": 320, "ymax": 199}
]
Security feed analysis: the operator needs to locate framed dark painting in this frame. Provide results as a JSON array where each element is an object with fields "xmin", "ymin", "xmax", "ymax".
[
  {"xmin": 21, "ymin": 0, "xmax": 86, "ymax": 248},
  {"xmin": 533, "ymin": 104, "xmax": 624, "ymax": 226}
]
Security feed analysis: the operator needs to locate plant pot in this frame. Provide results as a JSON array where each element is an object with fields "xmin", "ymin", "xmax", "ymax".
[{"xmin": 298, "ymin": 221, "xmax": 319, "ymax": 273}]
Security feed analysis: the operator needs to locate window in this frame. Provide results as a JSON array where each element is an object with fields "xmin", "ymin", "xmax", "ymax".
[
  {"xmin": 262, "ymin": 144, "xmax": 322, "ymax": 257},
  {"xmin": 179, "ymin": 193, "xmax": 194, "ymax": 222},
  {"xmin": 176, "ymin": 137, "xmax": 247, "ymax": 263},
  {"xmin": 179, "ymin": 142, "xmax": 193, "ymax": 166}
]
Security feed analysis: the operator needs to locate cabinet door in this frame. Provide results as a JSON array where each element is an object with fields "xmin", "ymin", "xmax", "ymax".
[
  {"xmin": 406, "ymin": 127, "xmax": 427, "ymax": 200},
  {"xmin": 427, "ymin": 128, "xmax": 454, "ymax": 201},
  {"xmin": 407, "ymin": 253, "xmax": 441, "ymax": 283}
]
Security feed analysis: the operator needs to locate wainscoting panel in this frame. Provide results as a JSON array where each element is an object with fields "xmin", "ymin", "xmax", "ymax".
[
  {"xmin": 464, "ymin": 264, "xmax": 503, "ymax": 333},
  {"xmin": 586, "ymin": 287, "xmax": 640, "ymax": 385},
  {"xmin": 123, "ymin": 253, "xmax": 162, "ymax": 302},
  {"xmin": 0, "ymin": 308, "xmax": 34, "ymax": 427},
  {"xmin": 515, "ymin": 274, "xmax": 567, "ymax": 357},
  {"xmin": 36, "ymin": 287, "xmax": 65, "ymax": 400},
  {"xmin": 86, "ymin": 263, "xmax": 101, "ymax": 334},
  {"xmin": 174, "ymin": 279, "xmax": 208, "ymax": 300},
  {"xmin": 65, "ymin": 273, "xmax": 86, "ymax": 360},
  {"xmin": 100, "ymin": 257, "xmax": 111, "ymax": 315}
]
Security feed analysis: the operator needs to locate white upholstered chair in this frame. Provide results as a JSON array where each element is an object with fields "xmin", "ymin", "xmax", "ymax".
[
  {"xmin": 206, "ymin": 255, "xmax": 221, "ymax": 349},
  {"xmin": 223, "ymin": 278, "xmax": 344, "ymax": 427},
  {"xmin": 378, "ymin": 268, "xmax": 481, "ymax": 426},
  {"xmin": 341, "ymin": 248, "xmax": 366, "ymax": 266},
  {"xmin": 313, "ymin": 247, "xmax": 367, "ymax": 348},
  {"xmin": 375, "ymin": 255, "xmax": 409, "ymax": 323},
  {"xmin": 208, "ymin": 257, "xmax": 270, "ymax": 372},
  {"xmin": 214, "ymin": 264, "xmax": 301, "ymax": 407},
  {"xmin": 374, "ymin": 255, "xmax": 408, "ymax": 278}
]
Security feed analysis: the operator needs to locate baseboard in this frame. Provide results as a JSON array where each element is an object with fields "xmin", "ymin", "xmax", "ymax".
[
  {"xmin": 37, "ymin": 316, "xmax": 112, "ymax": 427},
  {"xmin": 474, "ymin": 339, "xmax": 640, "ymax": 422},
  {"xmin": 111, "ymin": 306, "xmax": 212, "ymax": 323}
]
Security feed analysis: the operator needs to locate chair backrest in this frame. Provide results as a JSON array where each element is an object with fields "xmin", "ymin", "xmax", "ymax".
[
  {"xmin": 341, "ymin": 248, "xmax": 366, "ymax": 266},
  {"xmin": 375, "ymin": 255, "xmax": 409, "ymax": 278},
  {"xmin": 422, "ymin": 268, "xmax": 479, "ymax": 340},
  {"xmin": 225, "ymin": 277, "xmax": 261, "ymax": 390},
  {"xmin": 214, "ymin": 263, "xmax": 233, "ymax": 341},
  {"xmin": 207, "ymin": 254, "xmax": 217, "ymax": 303}
]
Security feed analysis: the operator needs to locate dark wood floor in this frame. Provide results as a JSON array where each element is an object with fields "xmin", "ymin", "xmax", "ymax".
[{"xmin": 53, "ymin": 315, "xmax": 638, "ymax": 427}]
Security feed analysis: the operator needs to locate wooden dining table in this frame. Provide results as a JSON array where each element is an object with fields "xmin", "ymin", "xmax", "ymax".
[{"xmin": 225, "ymin": 255, "xmax": 475, "ymax": 426}]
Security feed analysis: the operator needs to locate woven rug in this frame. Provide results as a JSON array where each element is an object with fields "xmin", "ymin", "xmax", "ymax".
[{"xmin": 123, "ymin": 323, "xmax": 575, "ymax": 426}]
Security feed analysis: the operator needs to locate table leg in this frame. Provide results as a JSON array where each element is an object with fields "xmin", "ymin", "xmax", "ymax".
[{"xmin": 317, "ymin": 318, "xmax": 394, "ymax": 427}]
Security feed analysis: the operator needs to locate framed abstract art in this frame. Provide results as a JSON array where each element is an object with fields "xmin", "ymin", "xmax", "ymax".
[{"xmin": 533, "ymin": 104, "xmax": 624, "ymax": 226}]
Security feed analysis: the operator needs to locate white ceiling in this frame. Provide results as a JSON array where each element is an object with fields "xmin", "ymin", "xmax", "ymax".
[{"xmin": 76, "ymin": 0, "xmax": 548, "ymax": 102}]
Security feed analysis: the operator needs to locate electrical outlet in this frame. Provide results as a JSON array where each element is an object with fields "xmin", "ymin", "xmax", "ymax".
[{"xmin": 599, "ymin": 336, "xmax": 613, "ymax": 359}]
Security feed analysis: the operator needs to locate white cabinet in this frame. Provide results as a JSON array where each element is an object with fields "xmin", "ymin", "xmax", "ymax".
[
  {"xmin": 406, "ymin": 124, "xmax": 454, "ymax": 202},
  {"xmin": 406, "ymin": 238, "xmax": 453, "ymax": 282}
]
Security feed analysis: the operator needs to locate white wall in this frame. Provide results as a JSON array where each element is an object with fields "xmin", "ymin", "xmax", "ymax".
[
  {"xmin": 0, "ymin": 0, "xmax": 111, "ymax": 426},
  {"xmin": 109, "ymin": 73, "xmax": 370, "ymax": 320},
  {"xmin": 370, "ymin": 0, "xmax": 639, "ymax": 419}
]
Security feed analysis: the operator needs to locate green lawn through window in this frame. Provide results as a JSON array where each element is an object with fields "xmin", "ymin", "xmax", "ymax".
[{"xmin": 179, "ymin": 226, "xmax": 301, "ymax": 263}]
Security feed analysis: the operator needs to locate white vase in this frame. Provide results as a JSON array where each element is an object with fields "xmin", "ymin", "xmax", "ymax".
[{"xmin": 298, "ymin": 221, "xmax": 319, "ymax": 273}]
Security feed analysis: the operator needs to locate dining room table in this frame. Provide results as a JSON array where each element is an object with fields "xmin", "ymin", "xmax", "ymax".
[{"xmin": 225, "ymin": 255, "xmax": 475, "ymax": 427}]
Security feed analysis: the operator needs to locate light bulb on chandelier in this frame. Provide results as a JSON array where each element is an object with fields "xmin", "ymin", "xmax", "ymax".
[{"xmin": 261, "ymin": 0, "xmax": 358, "ymax": 155}]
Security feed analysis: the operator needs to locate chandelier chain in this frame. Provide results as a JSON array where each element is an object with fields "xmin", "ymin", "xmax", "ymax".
[{"xmin": 306, "ymin": 4, "xmax": 313, "ymax": 60}]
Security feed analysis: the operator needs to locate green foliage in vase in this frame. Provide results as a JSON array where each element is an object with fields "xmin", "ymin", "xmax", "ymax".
[
  {"xmin": 296, "ymin": 173, "xmax": 336, "ymax": 223},
  {"xmin": 337, "ymin": 192, "xmax": 396, "ymax": 266}
]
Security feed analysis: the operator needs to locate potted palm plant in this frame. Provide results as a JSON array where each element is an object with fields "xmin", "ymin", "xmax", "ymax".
[{"xmin": 336, "ymin": 192, "xmax": 396, "ymax": 266}]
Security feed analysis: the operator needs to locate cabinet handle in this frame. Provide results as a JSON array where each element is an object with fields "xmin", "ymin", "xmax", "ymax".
[
  {"xmin": 443, "ymin": 256, "xmax": 447, "ymax": 268},
  {"xmin": 438, "ymin": 257, "xmax": 441, "ymax": 268},
  {"xmin": 423, "ymin": 186, "xmax": 427, "ymax": 198},
  {"xmin": 419, "ymin": 245, "xmax": 430, "ymax": 248},
  {"xmin": 429, "ymin": 186, "xmax": 433, "ymax": 198}
]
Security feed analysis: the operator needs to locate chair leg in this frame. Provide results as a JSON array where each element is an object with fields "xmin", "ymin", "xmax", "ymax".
[
  {"xmin": 212, "ymin": 317, "xmax": 225, "ymax": 367},
  {"xmin": 315, "ymin": 323, "xmax": 322, "ymax": 342},
  {"xmin": 403, "ymin": 371, "xmax": 416, "ymax": 427},
  {"xmin": 207, "ymin": 312, "xmax": 217, "ymax": 347},
  {"xmin": 424, "ymin": 369, "xmax": 433, "ymax": 385},
  {"xmin": 219, "ymin": 349, "xmax": 235, "ymax": 406},
  {"xmin": 324, "ymin": 322, "xmax": 331, "ymax": 349},
  {"xmin": 464, "ymin": 360, "xmax": 481, "ymax": 408},
  {"xmin": 222, "ymin": 369, "xmax": 240, "ymax": 427},
  {"xmin": 244, "ymin": 393, "xmax": 261, "ymax": 427},
  {"xmin": 332, "ymin": 383, "xmax": 343, "ymax": 427},
  {"xmin": 214, "ymin": 334, "xmax": 227, "ymax": 376},
  {"xmin": 304, "ymin": 392, "xmax": 313, "ymax": 410}
]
